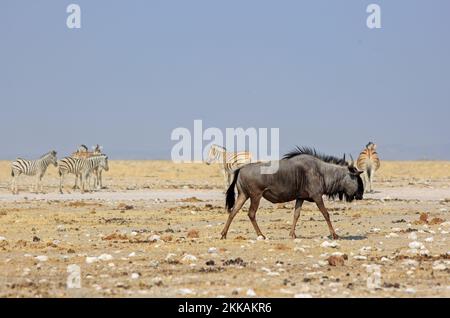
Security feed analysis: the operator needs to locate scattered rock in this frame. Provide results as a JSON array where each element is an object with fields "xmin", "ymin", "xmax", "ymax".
[
  {"xmin": 223, "ymin": 258, "xmax": 247, "ymax": 267},
  {"xmin": 429, "ymin": 217, "xmax": 445, "ymax": 225},
  {"xmin": 178, "ymin": 288, "xmax": 195, "ymax": 295},
  {"xmin": 131, "ymin": 273, "xmax": 140, "ymax": 279},
  {"xmin": 103, "ymin": 233, "xmax": 129, "ymax": 241},
  {"xmin": 328, "ymin": 255, "xmax": 346, "ymax": 266},
  {"xmin": 366, "ymin": 265, "xmax": 382, "ymax": 290},
  {"xmin": 208, "ymin": 247, "xmax": 218, "ymax": 254},
  {"xmin": 161, "ymin": 234, "xmax": 173, "ymax": 242},
  {"xmin": 182, "ymin": 254, "xmax": 198, "ymax": 263},
  {"xmin": 35, "ymin": 255, "xmax": 48, "ymax": 262},
  {"xmin": 409, "ymin": 241, "xmax": 425, "ymax": 250},
  {"xmin": 321, "ymin": 241, "xmax": 339, "ymax": 249},
  {"xmin": 246, "ymin": 289, "xmax": 257, "ymax": 297},
  {"xmin": 149, "ymin": 235, "xmax": 161, "ymax": 242},
  {"xmin": 117, "ymin": 203, "xmax": 134, "ymax": 210},
  {"xmin": 187, "ymin": 229, "xmax": 200, "ymax": 239},
  {"xmin": 98, "ymin": 254, "xmax": 113, "ymax": 261},
  {"xmin": 432, "ymin": 261, "xmax": 448, "ymax": 271},
  {"xmin": 86, "ymin": 256, "xmax": 98, "ymax": 264}
]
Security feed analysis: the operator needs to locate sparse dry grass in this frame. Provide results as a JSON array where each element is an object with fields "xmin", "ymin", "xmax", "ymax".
[{"xmin": 0, "ymin": 160, "xmax": 449, "ymax": 298}]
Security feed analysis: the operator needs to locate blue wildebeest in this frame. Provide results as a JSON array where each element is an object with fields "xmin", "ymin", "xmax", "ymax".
[{"xmin": 222, "ymin": 147, "xmax": 364, "ymax": 240}]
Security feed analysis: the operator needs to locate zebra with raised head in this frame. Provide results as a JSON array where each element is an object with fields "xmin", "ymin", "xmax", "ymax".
[
  {"xmin": 356, "ymin": 142, "xmax": 381, "ymax": 193},
  {"xmin": 205, "ymin": 144, "xmax": 253, "ymax": 190},
  {"xmin": 58, "ymin": 154, "xmax": 109, "ymax": 194},
  {"xmin": 11, "ymin": 151, "xmax": 58, "ymax": 194},
  {"xmin": 71, "ymin": 144, "xmax": 105, "ymax": 189}
]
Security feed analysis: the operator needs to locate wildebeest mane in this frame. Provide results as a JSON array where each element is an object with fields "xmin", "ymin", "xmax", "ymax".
[{"xmin": 283, "ymin": 146, "xmax": 348, "ymax": 166}]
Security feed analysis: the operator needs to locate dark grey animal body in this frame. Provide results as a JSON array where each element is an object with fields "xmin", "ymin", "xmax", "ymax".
[{"xmin": 222, "ymin": 147, "xmax": 364, "ymax": 240}]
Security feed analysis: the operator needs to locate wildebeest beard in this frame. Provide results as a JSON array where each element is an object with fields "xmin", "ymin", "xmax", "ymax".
[{"xmin": 325, "ymin": 171, "xmax": 364, "ymax": 203}]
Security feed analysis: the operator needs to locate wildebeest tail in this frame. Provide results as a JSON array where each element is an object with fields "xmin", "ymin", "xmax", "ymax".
[{"xmin": 225, "ymin": 169, "xmax": 241, "ymax": 212}]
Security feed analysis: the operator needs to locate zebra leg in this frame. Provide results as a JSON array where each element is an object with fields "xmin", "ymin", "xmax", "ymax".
[
  {"xmin": 222, "ymin": 171, "xmax": 229, "ymax": 193},
  {"xmin": 39, "ymin": 175, "xmax": 44, "ymax": 193},
  {"xmin": 98, "ymin": 170, "xmax": 103, "ymax": 189},
  {"xmin": 80, "ymin": 174, "xmax": 85, "ymax": 194},
  {"xmin": 368, "ymin": 168, "xmax": 375, "ymax": 193},
  {"xmin": 11, "ymin": 174, "xmax": 17, "ymax": 195},
  {"xmin": 362, "ymin": 171, "xmax": 369, "ymax": 193},
  {"xmin": 34, "ymin": 175, "xmax": 40, "ymax": 193},
  {"xmin": 59, "ymin": 173, "xmax": 64, "ymax": 194},
  {"xmin": 73, "ymin": 174, "xmax": 79, "ymax": 189}
]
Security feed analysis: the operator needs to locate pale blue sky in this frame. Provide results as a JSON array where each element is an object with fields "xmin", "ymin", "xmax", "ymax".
[{"xmin": 1, "ymin": 1, "xmax": 449, "ymax": 160}]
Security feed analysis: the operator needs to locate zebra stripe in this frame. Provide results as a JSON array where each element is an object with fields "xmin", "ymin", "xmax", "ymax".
[
  {"xmin": 71, "ymin": 145, "xmax": 105, "ymax": 189},
  {"xmin": 58, "ymin": 154, "xmax": 109, "ymax": 193},
  {"xmin": 356, "ymin": 142, "xmax": 381, "ymax": 193},
  {"xmin": 11, "ymin": 151, "xmax": 58, "ymax": 194},
  {"xmin": 205, "ymin": 144, "xmax": 252, "ymax": 190}
]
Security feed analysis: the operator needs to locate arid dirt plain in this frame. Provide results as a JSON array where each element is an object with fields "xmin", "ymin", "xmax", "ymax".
[{"xmin": 0, "ymin": 161, "xmax": 449, "ymax": 298}]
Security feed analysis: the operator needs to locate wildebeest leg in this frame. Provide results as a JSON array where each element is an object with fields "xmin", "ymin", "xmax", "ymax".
[
  {"xmin": 289, "ymin": 199, "xmax": 304, "ymax": 239},
  {"xmin": 315, "ymin": 197, "xmax": 339, "ymax": 240},
  {"xmin": 221, "ymin": 193, "xmax": 248, "ymax": 239},
  {"xmin": 248, "ymin": 196, "xmax": 265, "ymax": 239}
]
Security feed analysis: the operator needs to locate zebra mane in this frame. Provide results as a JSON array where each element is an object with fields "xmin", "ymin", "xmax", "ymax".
[
  {"xmin": 212, "ymin": 144, "xmax": 226, "ymax": 152},
  {"xmin": 41, "ymin": 150, "xmax": 57, "ymax": 159},
  {"xmin": 283, "ymin": 146, "xmax": 348, "ymax": 166}
]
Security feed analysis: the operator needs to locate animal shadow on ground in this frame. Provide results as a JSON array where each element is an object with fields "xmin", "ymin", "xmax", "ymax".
[
  {"xmin": 337, "ymin": 235, "xmax": 367, "ymax": 241},
  {"xmin": 284, "ymin": 234, "xmax": 367, "ymax": 241}
]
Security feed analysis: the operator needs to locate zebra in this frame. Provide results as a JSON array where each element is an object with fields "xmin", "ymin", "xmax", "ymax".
[
  {"xmin": 11, "ymin": 151, "xmax": 58, "ymax": 194},
  {"xmin": 58, "ymin": 154, "xmax": 109, "ymax": 194},
  {"xmin": 356, "ymin": 142, "xmax": 381, "ymax": 193},
  {"xmin": 71, "ymin": 144, "xmax": 105, "ymax": 189},
  {"xmin": 205, "ymin": 144, "xmax": 252, "ymax": 190}
]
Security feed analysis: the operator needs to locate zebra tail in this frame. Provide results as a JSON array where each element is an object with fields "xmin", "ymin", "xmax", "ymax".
[{"xmin": 225, "ymin": 169, "xmax": 241, "ymax": 213}]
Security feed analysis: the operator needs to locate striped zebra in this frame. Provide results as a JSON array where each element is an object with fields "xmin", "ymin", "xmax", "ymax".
[
  {"xmin": 356, "ymin": 142, "xmax": 381, "ymax": 193},
  {"xmin": 205, "ymin": 144, "xmax": 252, "ymax": 190},
  {"xmin": 11, "ymin": 151, "xmax": 58, "ymax": 194},
  {"xmin": 71, "ymin": 144, "xmax": 105, "ymax": 189},
  {"xmin": 58, "ymin": 154, "xmax": 109, "ymax": 194}
]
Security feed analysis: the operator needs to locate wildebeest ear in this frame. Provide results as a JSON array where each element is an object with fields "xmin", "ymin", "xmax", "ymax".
[{"xmin": 348, "ymin": 166, "xmax": 363, "ymax": 175}]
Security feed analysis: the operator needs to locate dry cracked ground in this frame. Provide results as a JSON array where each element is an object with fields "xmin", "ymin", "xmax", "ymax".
[{"xmin": 0, "ymin": 161, "xmax": 449, "ymax": 298}]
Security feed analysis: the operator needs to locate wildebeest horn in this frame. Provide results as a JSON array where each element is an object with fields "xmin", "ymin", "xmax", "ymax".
[{"xmin": 349, "ymin": 154, "xmax": 354, "ymax": 166}]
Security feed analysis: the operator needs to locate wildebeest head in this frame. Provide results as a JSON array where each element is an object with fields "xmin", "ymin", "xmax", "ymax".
[{"xmin": 340, "ymin": 165, "xmax": 364, "ymax": 202}]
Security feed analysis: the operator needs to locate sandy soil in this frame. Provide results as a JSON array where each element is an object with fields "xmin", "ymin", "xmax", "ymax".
[{"xmin": 0, "ymin": 160, "xmax": 449, "ymax": 298}]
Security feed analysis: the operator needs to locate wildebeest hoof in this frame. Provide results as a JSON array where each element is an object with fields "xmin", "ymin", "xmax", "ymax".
[
  {"xmin": 331, "ymin": 233, "xmax": 340, "ymax": 240},
  {"xmin": 220, "ymin": 235, "xmax": 227, "ymax": 240},
  {"xmin": 257, "ymin": 235, "xmax": 266, "ymax": 240},
  {"xmin": 289, "ymin": 233, "xmax": 297, "ymax": 239}
]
